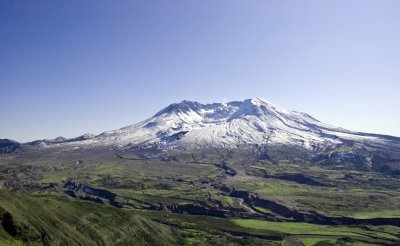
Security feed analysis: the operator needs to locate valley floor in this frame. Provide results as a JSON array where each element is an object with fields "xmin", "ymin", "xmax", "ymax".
[{"xmin": 1, "ymin": 146, "xmax": 400, "ymax": 245}]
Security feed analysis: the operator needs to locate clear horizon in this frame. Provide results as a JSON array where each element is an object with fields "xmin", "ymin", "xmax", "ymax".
[{"xmin": 1, "ymin": 1, "xmax": 399, "ymax": 142}]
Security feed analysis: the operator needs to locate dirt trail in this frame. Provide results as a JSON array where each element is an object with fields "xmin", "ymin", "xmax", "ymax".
[{"xmin": 232, "ymin": 197, "xmax": 255, "ymax": 213}]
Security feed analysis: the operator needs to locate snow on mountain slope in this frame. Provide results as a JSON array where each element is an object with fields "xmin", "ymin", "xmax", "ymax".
[{"xmin": 90, "ymin": 98, "xmax": 397, "ymax": 150}]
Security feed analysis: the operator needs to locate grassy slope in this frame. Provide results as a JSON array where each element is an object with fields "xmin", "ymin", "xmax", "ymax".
[
  {"xmin": 233, "ymin": 219, "xmax": 400, "ymax": 241},
  {"xmin": 0, "ymin": 191, "xmax": 174, "ymax": 246}
]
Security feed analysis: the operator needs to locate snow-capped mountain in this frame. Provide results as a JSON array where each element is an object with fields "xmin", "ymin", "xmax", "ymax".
[{"xmin": 91, "ymin": 98, "xmax": 398, "ymax": 151}]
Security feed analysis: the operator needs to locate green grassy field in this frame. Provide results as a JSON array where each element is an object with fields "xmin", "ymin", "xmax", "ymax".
[{"xmin": 233, "ymin": 219, "xmax": 399, "ymax": 239}]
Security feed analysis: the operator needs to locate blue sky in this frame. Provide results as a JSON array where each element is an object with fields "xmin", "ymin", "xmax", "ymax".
[{"xmin": 1, "ymin": 0, "xmax": 399, "ymax": 142}]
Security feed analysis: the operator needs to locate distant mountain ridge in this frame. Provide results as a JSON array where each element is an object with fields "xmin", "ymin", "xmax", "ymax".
[
  {"xmin": 0, "ymin": 139, "xmax": 20, "ymax": 154},
  {"xmin": 27, "ymin": 133, "xmax": 95, "ymax": 147}
]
